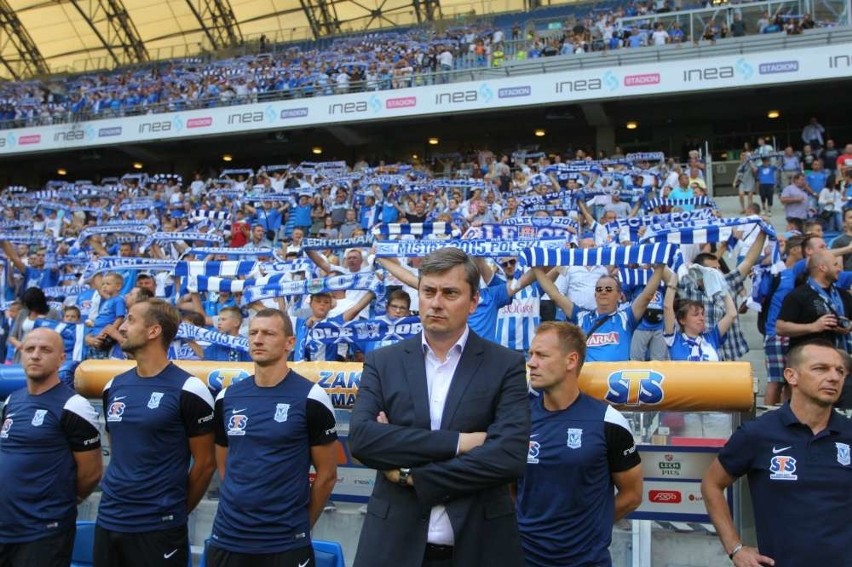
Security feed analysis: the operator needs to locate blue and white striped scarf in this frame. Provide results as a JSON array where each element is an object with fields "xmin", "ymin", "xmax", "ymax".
[
  {"xmin": 174, "ymin": 260, "xmax": 258, "ymax": 278},
  {"xmin": 520, "ymin": 243, "xmax": 682, "ymax": 270},
  {"xmin": 502, "ymin": 216, "xmax": 579, "ymax": 229},
  {"xmin": 617, "ymin": 268, "xmax": 671, "ymax": 288},
  {"xmin": 185, "ymin": 247, "xmax": 272, "ymax": 259},
  {"xmin": 119, "ymin": 200, "xmax": 157, "ymax": 212},
  {"xmin": 0, "ymin": 232, "xmax": 55, "ymax": 246},
  {"xmin": 42, "ymin": 284, "xmax": 89, "ymax": 298},
  {"xmin": 241, "ymin": 272, "xmax": 381, "ymax": 305},
  {"xmin": 462, "ymin": 224, "xmax": 572, "ymax": 241},
  {"xmin": 608, "ymin": 209, "xmax": 717, "ymax": 239},
  {"xmin": 140, "ymin": 231, "xmax": 224, "ymax": 252},
  {"xmin": 307, "ymin": 315, "xmax": 422, "ymax": 345},
  {"xmin": 371, "ymin": 222, "xmax": 458, "ymax": 239},
  {"xmin": 77, "ymin": 224, "xmax": 152, "ymax": 245},
  {"xmin": 644, "ymin": 196, "xmax": 717, "ymax": 210},
  {"xmin": 375, "ymin": 238, "xmax": 567, "ymax": 258},
  {"xmin": 190, "ymin": 210, "xmax": 231, "ymax": 222},
  {"xmin": 81, "ymin": 257, "xmax": 178, "ymax": 280},
  {"xmin": 189, "ymin": 273, "xmax": 288, "ymax": 293},
  {"xmin": 302, "ymin": 235, "xmax": 373, "ymax": 251},
  {"xmin": 176, "ymin": 323, "xmax": 249, "ymax": 352}
]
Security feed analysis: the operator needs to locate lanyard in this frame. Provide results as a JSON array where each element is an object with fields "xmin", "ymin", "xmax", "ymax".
[{"xmin": 807, "ymin": 277, "xmax": 845, "ymax": 317}]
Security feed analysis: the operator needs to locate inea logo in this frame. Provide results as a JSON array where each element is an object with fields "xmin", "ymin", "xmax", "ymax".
[
  {"xmin": 478, "ymin": 83, "xmax": 494, "ymax": 103},
  {"xmin": 369, "ymin": 95, "xmax": 382, "ymax": 113},
  {"xmin": 605, "ymin": 370, "xmax": 665, "ymax": 406}
]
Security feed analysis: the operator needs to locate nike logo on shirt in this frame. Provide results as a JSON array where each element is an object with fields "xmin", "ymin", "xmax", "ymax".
[
  {"xmin": 114, "ymin": 396, "xmax": 127, "ymax": 401},
  {"xmin": 232, "ymin": 408, "xmax": 247, "ymax": 414},
  {"xmin": 163, "ymin": 549, "xmax": 178, "ymax": 559},
  {"xmin": 298, "ymin": 560, "xmax": 311, "ymax": 567},
  {"xmin": 772, "ymin": 446, "xmax": 792, "ymax": 454}
]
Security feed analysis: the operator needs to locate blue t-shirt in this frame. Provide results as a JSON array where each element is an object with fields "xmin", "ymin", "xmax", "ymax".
[
  {"xmin": 757, "ymin": 165, "xmax": 777, "ymax": 185},
  {"xmin": 806, "ymin": 171, "xmax": 829, "ymax": 193},
  {"xmin": 90, "ymin": 296, "xmax": 127, "ymax": 336},
  {"xmin": 293, "ymin": 204, "xmax": 312, "ymax": 227},
  {"xmin": 204, "ymin": 343, "xmax": 252, "ymax": 362},
  {"xmin": 666, "ymin": 188, "xmax": 694, "ymax": 210},
  {"xmin": 570, "ymin": 306, "xmax": 637, "ymax": 362},
  {"xmin": 98, "ymin": 364, "xmax": 215, "ymax": 532},
  {"xmin": 0, "ymin": 383, "xmax": 100, "ymax": 543},
  {"xmin": 468, "ymin": 281, "xmax": 512, "ymax": 343},
  {"xmin": 718, "ymin": 403, "xmax": 852, "ymax": 566},
  {"xmin": 210, "ymin": 372, "xmax": 337, "ymax": 554},
  {"xmin": 516, "ymin": 393, "xmax": 640, "ymax": 567},
  {"xmin": 380, "ymin": 201, "xmax": 399, "ymax": 223},
  {"xmin": 22, "ymin": 267, "xmax": 59, "ymax": 292},
  {"xmin": 664, "ymin": 326, "xmax": 725, "ymax": 361}
]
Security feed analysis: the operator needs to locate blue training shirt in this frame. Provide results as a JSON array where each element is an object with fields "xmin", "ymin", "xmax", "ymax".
[
  {"xmin": 517, "ymin": 393, "xmax": 640, "ymax": 567},
  {"xmin": 571, "ymin": 306, "xmax": 638, "ymax": 362},
  {"xmin": 97, "ymin": 363, "xmax": 215, "ymax": 533},
  {"xmin": 718, "ymin": 403, "xmax": 852, "ymax": 566},
  {"xmin": 0, "ymin": 383, "xmax": 101, "ymax": 543},
  {"xmin": 211, "ymin": 372, "xmax": 337, "ymax": 554}
]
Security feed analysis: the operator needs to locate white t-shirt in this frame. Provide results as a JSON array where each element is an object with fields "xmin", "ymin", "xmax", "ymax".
[{"xmin": 652, "ymin": 30, "xmax": 669, "ymax": 45}]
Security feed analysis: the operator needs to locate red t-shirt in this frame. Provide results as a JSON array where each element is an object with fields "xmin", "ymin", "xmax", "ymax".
[{"xmin": 230, "ymin": 222, "xmax": 249, "ymax": 247}]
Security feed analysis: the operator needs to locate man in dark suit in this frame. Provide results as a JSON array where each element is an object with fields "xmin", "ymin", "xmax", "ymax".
[{"xmin": 350, "ymin": 247, "xmax": 530, "ymax": 567}]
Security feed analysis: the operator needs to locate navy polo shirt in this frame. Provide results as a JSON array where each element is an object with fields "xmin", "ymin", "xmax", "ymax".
[
  {"xmin": 516, "ymin": 393, "xmax": 641, "ymax": 567},
  {"xmin": 718, "ymin": 403, "xmax": 852, "ymax": 566}
]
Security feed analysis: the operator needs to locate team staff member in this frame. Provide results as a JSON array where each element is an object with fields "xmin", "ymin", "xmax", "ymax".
[
  {"xmin": 533, "ymin": 265, "xmax": 665, "ymax": 362},
  {"xmin": 350, "ymin": 248, "xmax": 530, "ymax": 567},
  {"xmin": 207, "ymin": 308, "xmax": 338, "ymax": 567},
  {"xmin": 702, "ymin": 340, "xmax": 852, "ymax": 567},
  {"xmin": 94, "ymin": 299, "xmax": 216, "ymax": 567},
  {"xmin": 0, "ymin": 329, "xmax": 102, "ymax": 567},
  {"xmin": 517, "ymin": 322, "xmax": 642, "ymax": 566}
]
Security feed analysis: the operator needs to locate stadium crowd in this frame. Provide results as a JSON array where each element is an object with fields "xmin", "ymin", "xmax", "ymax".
[
  {"xmin": 1, "ymin": 135, "xmax": 852, "ymax": 405},
  {"xmin": 0, "ymin": 0, "xmax": 839, "ymax": 129}
]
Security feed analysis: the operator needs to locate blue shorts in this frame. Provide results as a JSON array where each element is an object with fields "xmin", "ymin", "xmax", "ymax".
[{"xmin": 764, "ymin": 335, "xmax": 788, "ymax": 383}]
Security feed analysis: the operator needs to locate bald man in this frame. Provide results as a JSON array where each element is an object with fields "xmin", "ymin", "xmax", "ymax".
[{"xmin": 0, "ymin": 328, "xmax": 103, "ymax": 566}]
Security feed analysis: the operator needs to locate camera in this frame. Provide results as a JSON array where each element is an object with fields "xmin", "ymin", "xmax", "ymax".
[{"xmin": 838, "ymin": 317, "xmax": 852, "ymax": 330}]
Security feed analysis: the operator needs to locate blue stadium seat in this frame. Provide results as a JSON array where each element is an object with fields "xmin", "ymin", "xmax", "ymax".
[
  {"xmin": 71, "ymin": 521, "xmax": 96, "ymax": 567},
  {"xmin": 313, "ymin": 539, "xmax": 345, "ymax": 567}
]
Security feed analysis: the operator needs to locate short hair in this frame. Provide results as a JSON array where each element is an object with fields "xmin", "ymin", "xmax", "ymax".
[
  {"xmin": 63, "ymin": 305, "xmax": 81, "ymax": 317},
  {"xmin": 801, "ymin": 233, "xmax": 825, "ymax": 254},
  {"xmin": 388, "ymin": 289, "xmax": 411, "ymax": 309},
  {"xmin": 536, "ymin": 321, "xmax": 587, "ymax": 371},
  {"xmin": 218, "ymin": 306, "xmax": 243, "ymax": 321},
  {"xmin": 253, "ymin": 308, "xmax": 294, "ymax": 337},
  {"xmin": 180, "ymin": 310, "xmax": 206, "ymax": 327},
  {"xmin": 785, "ymin": 235, "xmax": 804, "ymax": 255},
  {"xmin": 786, "ymin": 217, "xmax": 805, "ymax": 233},
  {"xmin": 104, "ymin": 272, "xmax": 125, "ymax": 286},
  {"xmin": 693, "ymin": 253, "xmax": 719, "ymax": 267},
  {"xmin": 595, "ymin": 274, "xmax": 621, "ymax": 293},
  {"xmin": 21, "ymin": 287, "xmax": 50, "ymax": 314},
  {"xmin": 786, "ymin": 339, "xmax": 837, "ymax": 371},
  {"xmin": 135, "ymin": 287, "xmax": 155, "ymax": 300},
  {"xmin": 804, "ymin": 220, "xmax": 822, "ymax": 233},
  {"xmin": 675, "ymin": 299, "xmax": 704, "ymax": 325},
  {"xmin": 139, "ymin": 299, "xmax": 180, "ymax": 349},
  {"xmin": 419, "ymin": 248, "xmax": 480, "ymax": 298},
  {"xmin": 136, "ymin": 273, "xmax": 153, "ymax": 284}
]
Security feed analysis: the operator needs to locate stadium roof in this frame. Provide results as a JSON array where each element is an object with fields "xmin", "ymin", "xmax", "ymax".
[{"xmin": 0, "ymin": 0, "xmax": 473, "ymax": 80}]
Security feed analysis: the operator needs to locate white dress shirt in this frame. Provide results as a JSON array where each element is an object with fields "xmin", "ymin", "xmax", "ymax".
[
  {"xmin": 421, "ymin": 326, "xmax": 470, "ymax": 546},
  {"xmin": 556, "ymin": 266, "xmax": 609, "ymax": 311}
]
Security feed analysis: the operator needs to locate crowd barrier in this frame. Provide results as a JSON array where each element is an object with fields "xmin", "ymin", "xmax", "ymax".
[{"xmin": 71, "ymin": 360, "xmax": 753, "ymax": 411}]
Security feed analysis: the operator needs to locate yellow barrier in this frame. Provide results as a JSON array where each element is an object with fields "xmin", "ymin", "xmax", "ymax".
[{"xmin": 75, "ymin": 360, "xmax": 753, "ymax": 412}]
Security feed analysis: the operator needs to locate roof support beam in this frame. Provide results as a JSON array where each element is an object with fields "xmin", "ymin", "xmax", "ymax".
[
  {"xmin": 298, "ymin": 0, "xmax": 342, "ymax": 39},
  {"xmin": 184, "ymin": 0, "xmax": 242, "ymax": 51},
  {"xmin": 68, "ymin": 0, "xmax": 148, "ymax": 68},
  {"xmin": 0, "ymin": 0, "xmax": 49, "ymax": 79},
  {"xmin": 411, "ymin": 0, "xmax": 440, "ymax": 23}
]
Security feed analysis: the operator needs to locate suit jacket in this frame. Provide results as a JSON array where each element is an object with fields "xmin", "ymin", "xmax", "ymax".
[{"xmin": 349, "ymin": 331, "xmax": 530, "ymax": 567}]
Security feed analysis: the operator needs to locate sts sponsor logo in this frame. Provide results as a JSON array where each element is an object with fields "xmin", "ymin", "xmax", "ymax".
[
  {"xmin": 605, "ymin": 370, "xmax": 665, "ymax": 406},
  {"xmin": 227, "ymin": 413, "xmax": 249, "ymax": 436},
  {"xmin": 1, "ymin": 416, "xmax": 12, "ymax": 438},
  {"xmin": 527, "ymin": 434, "xmax": 541, "ymax": 464},
  {"xmin": 769, "ymin": 455, "xmax": 797, "ymax": 480},
  {"xmin": 106, "ymin": 397, "xmax": 127, "ymax": 422}
]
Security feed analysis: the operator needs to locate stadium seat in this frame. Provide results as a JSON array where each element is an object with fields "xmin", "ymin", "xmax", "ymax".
[
  {"xmin": 313, "ymin": 539, "xmax": 346, "ymax": 567},
  {"xmin": 71, "ymin": 521, "xmax": 96, "ymax": 567}
]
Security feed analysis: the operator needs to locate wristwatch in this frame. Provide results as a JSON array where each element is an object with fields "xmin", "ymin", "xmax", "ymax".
[{"xmin": 398, "ymin": 467, "xmax": 412, "ymax": 487}]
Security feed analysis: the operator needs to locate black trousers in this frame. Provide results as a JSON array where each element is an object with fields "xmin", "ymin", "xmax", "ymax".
[
  {"xmin": 206, "ymin": 543, "xmax": 314, "ymax": 567},
  {"xmin": 93, "ymin": 524, "xmax": 188, "ymax": 567},
  {"xmin": 0, "ymin": 528, "xmax": 75, "ymax": 567}
]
